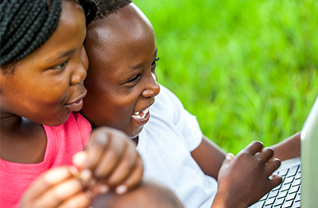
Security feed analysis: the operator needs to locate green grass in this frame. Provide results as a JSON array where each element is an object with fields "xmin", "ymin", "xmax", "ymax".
[{"xmin": 133, "ymin": 0, "xmax": 318, "ymax": 154}]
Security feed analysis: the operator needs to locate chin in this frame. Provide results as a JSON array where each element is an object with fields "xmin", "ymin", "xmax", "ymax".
[{"xmin": 129, "ymin": 128, "xmax": 144, "ymax": 139}]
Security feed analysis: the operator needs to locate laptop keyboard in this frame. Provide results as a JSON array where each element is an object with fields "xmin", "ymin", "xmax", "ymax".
[{"xmin": 252, "ymin": 164, "xmax": 301, "ymax": 208}]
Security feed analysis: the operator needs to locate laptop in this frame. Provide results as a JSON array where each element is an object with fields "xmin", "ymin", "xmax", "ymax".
[{"xmin": 250, "ymin": 96, "xmax": 318, "ymax": 208}]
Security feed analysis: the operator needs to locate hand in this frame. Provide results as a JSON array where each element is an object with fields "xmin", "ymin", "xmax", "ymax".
[
  {"xmin": 212, "ymin": 141, "xmax": 282, "ymax": 208},
  {"xmin": 73, "ymin": 126, "xmax": 144, "ymax": 195},
  {"xmin": 20, "ymin": 166, "xmax": 91, "ymax": 208}
]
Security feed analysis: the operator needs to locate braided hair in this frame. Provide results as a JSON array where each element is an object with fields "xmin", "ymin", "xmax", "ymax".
[
  {"xmin": 0, "ymin": 0, "xmax": 62, "ymax": 66},
  {"xmin": 95, "ymin": 0, "xmax": 132, "ymax": 19},
  {"xmin": 0, "ymin": 0, "xmax": 97, "ymax": 68}
]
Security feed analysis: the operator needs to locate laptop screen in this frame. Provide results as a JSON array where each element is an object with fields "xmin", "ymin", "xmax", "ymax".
[{"xmin": 301, "ymin": 96, "xmax": 318, "ymax": 207}]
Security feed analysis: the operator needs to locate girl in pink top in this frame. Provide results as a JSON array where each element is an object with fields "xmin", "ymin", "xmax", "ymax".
[{"xmin": 0, "ymin": 1, "xmax": 143, "ymax": 207}]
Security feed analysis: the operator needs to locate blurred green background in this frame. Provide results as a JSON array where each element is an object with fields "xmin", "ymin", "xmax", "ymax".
[{"xmin": 133, "ymin": 0, "xmax": 318, "ymax": 154}]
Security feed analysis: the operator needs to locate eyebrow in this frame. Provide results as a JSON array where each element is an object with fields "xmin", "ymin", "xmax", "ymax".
[
  {"xmin": 127, "ymin": 49, "xmax": 158, "ymax": 70},
  {"xmin": 45, "ymin": 49, "xmax": 76, "ymax": 63}
]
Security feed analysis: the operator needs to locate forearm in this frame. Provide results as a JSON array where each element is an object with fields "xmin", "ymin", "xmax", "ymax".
[
  {"xmin": 270, "ymin": 132, "xmax": 301, "ymax": 161},
  {"xmin": 211, "ymin": 193, "xmax": 246, "ymax": 208},
  {"xmin": 191, "ymin": 136, "xmax": 226, "ymax": 179}
]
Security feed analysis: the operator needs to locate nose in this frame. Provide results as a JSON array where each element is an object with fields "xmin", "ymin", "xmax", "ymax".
[
  {"xmin": 142, "ymin": 72, "xmax": 160, "ymax": 98},
  {"xmin": 70, "ymin": 46, "xmax": 88, "ymax": 85}
]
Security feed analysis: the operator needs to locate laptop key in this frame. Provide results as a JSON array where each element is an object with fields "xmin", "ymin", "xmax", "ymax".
[
  {"xmin": 292, "ymin": 179, "xmax": 301, "ymax": 186},
  {"xmin": 295, "ymin": 172, "xmax": 301, "ymax": 180},
  {"xmin": 272, "ymin": 183, "xmax": 282, "ymax": 191},
  {"xmin": 264, "ymin": 197, "xmax": 275, "ymax": 205},
  {"xmin": 273, "ymin": 198, "xmax": 284, "ymax": 206},
  {"xmin": 277, "ymin": 191, "xmax": 288, "ymax": 198},
  {"xmin": 295, "ymin": 193, "xmax": 301, "ymax": 201},
  {"xmin": 278, "ymin": 168, "xmax": 288, "ymax": 176},
  {"xmin": 286, "ymin": 165, "xmax": 299, "ymax": 177},
  {"xmin": 283, "ymin": 177, "xmax": 293, "ymax": 184},
  {"xmin": 289, "ymin": 186, "xmax": 299, "ymax": 194},
  {"xmin": 293, "ymin": 201, "xmax": 301, "ymax": 207},
  {"xmin": 285, "ymin": 193, "xmax": 296, "ymax": 201},
  {"xmin": 281, "ymin": 184, "xmax": 291, "ymax": 191},
  {"xmin": 282, "ymin": 200, "xmax": 293, "ymax": 208},
  {"xmin": 268, "ymin": 190, "xmax": 279, "ymax": 198}
]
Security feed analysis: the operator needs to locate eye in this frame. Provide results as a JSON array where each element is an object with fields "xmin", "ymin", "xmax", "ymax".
[
  {"xmin": 51, "ymin": 59, "xmax": 68, "ymax": 70},
  {"xmin": 125, "ymin": 74, "xmax": 141, "ymax": 87},
  {"xmin": 151, "ymin": 57, "xmax": 160, "ymax": 66}
]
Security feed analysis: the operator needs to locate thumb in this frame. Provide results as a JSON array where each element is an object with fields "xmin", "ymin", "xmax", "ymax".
[{"xmin": 223, "ymin": 153, "xmax": 235, "ymax": 166}]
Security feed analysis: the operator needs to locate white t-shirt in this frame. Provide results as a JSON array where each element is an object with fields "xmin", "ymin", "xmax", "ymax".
[{"xmin": 137, "ymin": 85, "xmax": 218, "ymax": 208}]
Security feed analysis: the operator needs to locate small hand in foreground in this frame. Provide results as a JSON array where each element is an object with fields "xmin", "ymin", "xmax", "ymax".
[
  {"xmin": 73, "ymin": 126, "xmax": 144, "ymax": 196},
  {"xmin": 20, "ymin": 166, "xmax": 91, "ymax": 208},
  {"xmin": 212, "ymin": 141, "xmax": 282, "ymax": 208}
]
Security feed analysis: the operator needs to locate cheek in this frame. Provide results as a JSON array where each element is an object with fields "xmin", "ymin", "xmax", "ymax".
[{"xmin": 80, "ymin": 46, "xmax": 89, "ymax": 71}]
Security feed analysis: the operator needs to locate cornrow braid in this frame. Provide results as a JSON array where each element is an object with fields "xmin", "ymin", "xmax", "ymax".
[
  {"xmin": 0, "ymin": 0, "xmax": 62, "ymax": 66},
  {"xmin": 95, "ymin": 0, "xmax": 132, "ymax": 19}
]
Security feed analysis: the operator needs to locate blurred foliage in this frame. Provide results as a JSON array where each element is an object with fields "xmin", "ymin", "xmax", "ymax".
[{"xmin": 134, "ymin": 0, "xmax": 318, "ymax": 154}]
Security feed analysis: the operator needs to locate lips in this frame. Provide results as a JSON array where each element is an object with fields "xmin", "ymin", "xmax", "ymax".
[{"xmin": 65, "ymin": 90, "xmax": 87, "ymax": 112}]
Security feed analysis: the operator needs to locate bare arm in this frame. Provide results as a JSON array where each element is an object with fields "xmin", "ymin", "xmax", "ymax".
[
  {"xmin": 191, "ymin": 135, "xmax": 226, "ymax": 180},
  {"xmin": 270, "ymin": 132, "xmax": 301, "ymax": 161}
]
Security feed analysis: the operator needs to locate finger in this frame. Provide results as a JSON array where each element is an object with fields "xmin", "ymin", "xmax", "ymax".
[
  {"xmin": 256, "ymin": 148, "xmax": 274, "ymax": 164},
  {"xmin": 92, "ymin": 132, "xmax": 126, "ymax": 180},
  {"xmin": 265, "ymin": 158, "xmax": 281, "ymax": 176},
  {"xmin": 115, "ymin": 155, "xmax": 144, "ymax": 195},
  {"xmin": 225, "ymin": 153, "xmax": 235, "ymax": 163},
  {"xmin": 239, "ymin": 141, "xmax": 264, "ymax": 155},
  {"xmin": 22, "ymin": 166, "xmax": 76, "ymax": 201},
  {"xmin": 57, "ymin": 191, "xmax": 92, "ymax": 208},
  {"xmin": 103, "ymin": 141, "xmax": 138, "ymax": 188},
  {"xmin": 84, "ymin": 128, "xmax": 112, "ymax": 171},
  {"xmin": 73, "ymin": 151, "xmax": 88, "ymax": 170},
  {"xmin": 33, "ymin": 178, "xmax": 84, "ymax": 208},
  {"xmin": 269, "ymin": 175, "xmax": 283, "ymax": 190},
  {"xmin": 221, "ymin": 153, "xmax": 235, "ymax": 167}
]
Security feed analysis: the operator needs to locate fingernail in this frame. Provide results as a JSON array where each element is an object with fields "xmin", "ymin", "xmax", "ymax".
[
  {"xmin": 226, "ymin": 153, "xmax": 234, "ymax": 160},
  {"xmin": 116, "ymin": 185, "xmax": 127, "ymax": 195},
  {"xmin": 99, "ymin": 185, "xmax": 110, "ymax": 194},
  {"xmin": 80, "ymin": 169, "xmax": 92, "ymax": 182}
]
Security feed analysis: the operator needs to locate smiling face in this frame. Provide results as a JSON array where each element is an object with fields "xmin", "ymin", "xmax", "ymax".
[
  {"xmin": 81, "ymin": 3, "xmax": 160, "ymax": 138},
  {"xmin": 0, "ymin": 0, "xmax": 88, "ymax": 126}
]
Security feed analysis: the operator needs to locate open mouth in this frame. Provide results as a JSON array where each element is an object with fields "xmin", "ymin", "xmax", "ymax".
[{"xmin": 131, "ymin": 107, "xmax": 150, "ymax": 119}]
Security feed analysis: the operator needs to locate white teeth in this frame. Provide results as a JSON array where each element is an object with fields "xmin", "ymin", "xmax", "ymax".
[{"xmin": 132, "ymin": 107, "xmax": 150, "ymax": 119}]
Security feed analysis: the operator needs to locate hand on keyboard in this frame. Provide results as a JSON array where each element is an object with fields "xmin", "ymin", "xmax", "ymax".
[{"xmin": 214, "ymin": 141, "xmax": 282, "ymax": 208}]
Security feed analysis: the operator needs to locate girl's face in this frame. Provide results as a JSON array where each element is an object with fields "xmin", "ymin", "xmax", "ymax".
[
  {"xmin": 81, "ymin": 3, "xmax": 160, "ymax": 138},
  {"xmin": 0, "ymin": 0, "xmax": 88, "ymax": 126}
]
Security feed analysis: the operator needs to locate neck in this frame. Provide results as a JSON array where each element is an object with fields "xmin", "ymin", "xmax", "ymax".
[
  {"xmin": 0, "ymin": 112, "xmax": 23, "ymax": 132},
  {"xmin": 132, "ymin": 136, "xmax": 139, "ymax": 146}
]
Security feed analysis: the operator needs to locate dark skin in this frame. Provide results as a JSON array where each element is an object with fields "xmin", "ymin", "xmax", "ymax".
[
  {"xmin": 0, "ymin": 0, "xmax": 88, "ymax": 164},
  {"xmin": 91, "ymin": 179, "xmax": 184, "ymax": 208},
  {"xmin": 81, "ymin": 3, "xmax": 300, "ymax": 207},
  {"xmin": 1, "ymin": 1, "xmax": 144, "ymax": 207}
]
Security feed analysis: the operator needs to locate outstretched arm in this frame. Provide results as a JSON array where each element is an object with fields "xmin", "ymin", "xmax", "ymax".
[{"xmin": 269, "ymin": 132, "xmax": 301, "ymax": 161}]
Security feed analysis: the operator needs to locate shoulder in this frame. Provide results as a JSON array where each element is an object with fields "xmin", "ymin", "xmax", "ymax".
[{"xmin": 154, "ymin": 85, "xmax": 184, "ymax": 111}]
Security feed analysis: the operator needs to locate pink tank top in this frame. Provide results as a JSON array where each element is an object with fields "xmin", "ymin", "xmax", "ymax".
[{"xmin": 0, "ymin": 113, "xmax": 91, "ymax": 208}]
